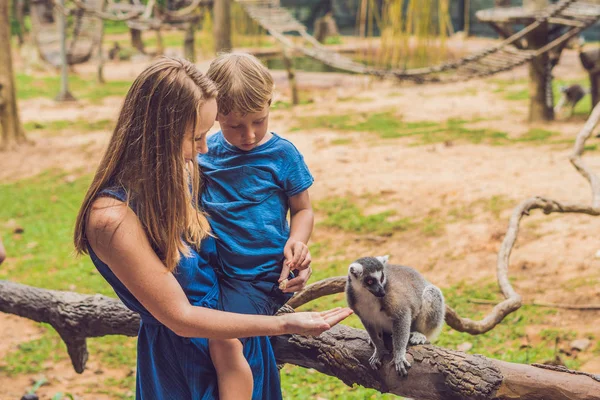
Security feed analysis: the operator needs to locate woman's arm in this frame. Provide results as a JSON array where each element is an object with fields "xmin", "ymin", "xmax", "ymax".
[{"xmin": 87, "ymin": 197, "xmax": 349, "ymax": 339}]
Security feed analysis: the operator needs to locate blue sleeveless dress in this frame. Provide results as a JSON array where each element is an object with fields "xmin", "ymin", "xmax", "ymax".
[{"xmin": 89, "ymin": 188, "xmax": 283, "ymax": 399}]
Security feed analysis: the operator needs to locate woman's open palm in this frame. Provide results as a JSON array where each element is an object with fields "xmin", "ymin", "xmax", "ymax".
[{"xmin": 281, "ymin": 308, "xmax": 353, "ymax": 336}]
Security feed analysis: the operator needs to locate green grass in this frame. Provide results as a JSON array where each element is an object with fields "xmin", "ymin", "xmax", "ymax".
[
  {"xmin": 272, "ymin": 95, "xmax": 314, "ymax": 110},
  {"xmin": 324, "ymin": 36, "xmax": 343, "ymax": 45},
  {"xmin": 496, "ymin": 77, "xmax": 593, "ymax": 117},
  {"xmin": 0, "ymin": 172, "xmax": 138, "ymax": 383},
  {"xmin": 23, "ymin": 119, "xmax": 115, "ymax": 136},
  {"xmin": 293, "ymin": 111, "xmax": 565, "ymax": 147},
  {"xmin": 0, "ymin": 173, "xmax": 591, "ymax": 397},
  {"xmin": 16, "ymin": 74, "xmax": 132, "ymax": 103},
  {"xmin": 435, "ymin": 280, "xmax": 582, "ymax": 368},
  {"xmin": 315, "ymin": 197, "xmax": 413, "ymax": 236},
  {"xmin": 330, "ymin": 138, "xmax": 353, "ymax": 146}
]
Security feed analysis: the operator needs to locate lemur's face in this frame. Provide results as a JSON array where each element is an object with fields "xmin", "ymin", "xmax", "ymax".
[{"xmin": 348, "ymin": 257, "xmax": 388, "ymax": 297}]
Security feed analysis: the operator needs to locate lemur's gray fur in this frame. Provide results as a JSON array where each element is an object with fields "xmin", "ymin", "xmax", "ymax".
[{"xmin": 346, "ymin": 256, "xmax": 445, "ymax": 376}]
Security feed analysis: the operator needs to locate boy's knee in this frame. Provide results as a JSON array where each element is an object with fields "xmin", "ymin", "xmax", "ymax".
[{"xmin": 0, "ymin": 245, "xmax": 5, "ymax": 265}]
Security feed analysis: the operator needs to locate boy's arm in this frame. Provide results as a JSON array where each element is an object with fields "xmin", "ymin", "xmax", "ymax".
[{"xmin": 280, "ymin": 189, "xmax": 314, "ymax": 291}]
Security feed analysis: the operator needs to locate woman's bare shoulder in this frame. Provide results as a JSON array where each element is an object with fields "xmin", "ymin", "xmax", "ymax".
[{"xmin": 87, "ymin": 196, "xmax": 132, "ymax": 240}]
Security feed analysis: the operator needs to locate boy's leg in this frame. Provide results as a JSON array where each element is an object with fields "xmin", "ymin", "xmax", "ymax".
[{"xmin": 209, "ymin": 338, "xmax": 253, "ymax": 400}]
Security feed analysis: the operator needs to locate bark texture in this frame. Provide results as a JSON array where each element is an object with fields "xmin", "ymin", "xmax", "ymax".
[
  {"xmin": 213, "ymin": 0, "xmax": 231, "ymax": 52},
  {"xmin": 0, "ymin": 0, "xmax": 27, "ymax": 150},
  {"xmin": 1, "ymin": 280, "xmax": 600, "ymax": 399}
]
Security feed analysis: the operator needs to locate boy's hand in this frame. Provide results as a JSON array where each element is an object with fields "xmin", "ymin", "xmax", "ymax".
[{"xmin": 280, "ymin": 240, "xmax": 311, "ymax": 287}]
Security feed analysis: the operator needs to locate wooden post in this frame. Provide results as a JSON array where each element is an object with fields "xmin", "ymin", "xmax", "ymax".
[
  {"xmin": 55, "ymin": 0, "xmax": 76, "ymax": 102},
  {"xmin": 0, "ymin": 0, "xmax": 27, "ymax": 149},
  {"xmin": 13, "ymin": 0, "xmax": 26, "ymax": 46},
  {"xmin": 214, "ymin": 0, "xmax": 232, "ymax": 53},
  {"xmin": 155, "ymin": 29, "xmax": 164, "ymax": 56},
  {"xmin": 130, "ymin": 28, "xmax": 145, "ymax": 54},
  {"xmin": 282, "ymin": 48, "xmax": 299, "ymax": 106},
  {"xmin": 358, "ymin": 0, "xmax": 367, "ymax": 38},
  {"xmin": 524, "ymin": 0, "xmax": 553, "ymax": 122},
  {"xmin": 184, "ymin": 23, "xmax": 196, "ymax": 62}
]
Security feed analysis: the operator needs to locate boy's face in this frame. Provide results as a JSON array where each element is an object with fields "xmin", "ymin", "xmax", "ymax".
[{"xmin": 217, "ymin": 105, "xmax": 270, "ymax": 151}]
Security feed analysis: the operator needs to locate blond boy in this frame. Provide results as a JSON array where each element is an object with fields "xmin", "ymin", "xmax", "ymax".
[{"xmin": 199, "ymin": 53, "xmax": 314, "ymax": 399}]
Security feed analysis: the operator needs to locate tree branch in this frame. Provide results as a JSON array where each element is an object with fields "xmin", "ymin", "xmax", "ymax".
[{"xmin": 2, "ymin": 280, "xmax": 600, "ymax": 399}]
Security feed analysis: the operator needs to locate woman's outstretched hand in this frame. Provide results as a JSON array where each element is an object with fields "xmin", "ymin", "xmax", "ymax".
[{"xmin": 280, "ymin": 308, "xmax": 353, "ymax": 336}]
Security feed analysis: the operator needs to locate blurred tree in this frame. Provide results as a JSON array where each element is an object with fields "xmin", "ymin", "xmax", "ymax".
[{"xmin": 0, "ymin": 0, "xmax": 27, "ymax": 150}]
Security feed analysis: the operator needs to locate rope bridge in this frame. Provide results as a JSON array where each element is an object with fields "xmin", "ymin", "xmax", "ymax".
[
  {"xmin": 236, "ymin": 0, "xmax": 600, "ymax": 83},
  {"xmin": 30, "ymin": 0, "xmax": 104, "ymax": 67}
]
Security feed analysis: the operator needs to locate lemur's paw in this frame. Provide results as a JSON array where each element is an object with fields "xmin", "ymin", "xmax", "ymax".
[
  {"xmin": 393, "ymin": 355, "xmax": 411, "ymax": 376},
  {"xmin": 369, "ymin": 351, "xmax": 382, "ymax": 370},
  {"xmin": 409, "ymin": 332, "xmax": 428, "ymax": 346}
]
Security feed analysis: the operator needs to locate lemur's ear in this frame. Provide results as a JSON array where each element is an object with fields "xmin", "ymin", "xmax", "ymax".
[
  {"xmin": 348, "ymin": 263, "xmax": 363, "ymax": 278},
  {"xmin": 375, "ymin": 255, "xmax": 389, "ymax": 265}
]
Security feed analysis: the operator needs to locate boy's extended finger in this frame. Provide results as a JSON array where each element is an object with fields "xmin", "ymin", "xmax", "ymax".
[{"xmin": 299, "ymin": 256, "xmax": 311, "ymax": 270}]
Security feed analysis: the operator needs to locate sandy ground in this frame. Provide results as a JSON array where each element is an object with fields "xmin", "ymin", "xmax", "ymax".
[{"xmin": 2, "ymin": 38, "xmax": 600, "ymax": 398}]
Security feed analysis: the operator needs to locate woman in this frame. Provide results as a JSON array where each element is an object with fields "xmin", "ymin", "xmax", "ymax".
[{"xmin": 73, "ymin": 57, "xmax": 351, "ymax": 399}]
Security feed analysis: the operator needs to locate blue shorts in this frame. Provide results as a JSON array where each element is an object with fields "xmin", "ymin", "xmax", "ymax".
[{"xmin": 217, "ymin": 270, "xmax": 294, "ymax": 316}]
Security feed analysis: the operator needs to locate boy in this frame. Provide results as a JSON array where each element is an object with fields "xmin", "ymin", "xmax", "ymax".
[{"xmin": 199, "ymin": 52, "xmax": 314, "ymax": 399}]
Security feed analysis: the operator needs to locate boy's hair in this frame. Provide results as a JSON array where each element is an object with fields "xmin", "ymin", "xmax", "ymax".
[
  {"xmin": 207, "ymin": 52, "xmax": 273, "ymax": 116},
  {"xmin": 74, "ymin": 57, "xmax": 217, "ymax": 272}
]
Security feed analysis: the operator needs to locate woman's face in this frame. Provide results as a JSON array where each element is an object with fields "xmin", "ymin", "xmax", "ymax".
[{"xmin": 182, "ymin": 98, "xmax": 218, "ymax": 162}]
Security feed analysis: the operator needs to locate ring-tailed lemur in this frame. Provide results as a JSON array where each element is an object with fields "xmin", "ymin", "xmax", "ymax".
[
  {"xmin": 346, "ymin": 256, "xmax": 445, "ymax": 376},
  {"xmin": 554, "ymin": 84, "xmax": 589, "ymax": 119}
]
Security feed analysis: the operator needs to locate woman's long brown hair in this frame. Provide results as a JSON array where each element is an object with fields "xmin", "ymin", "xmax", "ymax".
[{"xmin": 74, "ymin": 57, "xmax": 217, "ymax": 272}]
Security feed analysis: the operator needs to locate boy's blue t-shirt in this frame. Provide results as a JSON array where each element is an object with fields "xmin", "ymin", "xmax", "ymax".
[{"xmin": 198, "ymin": 131, "xmax": 314, "ymax": 281}]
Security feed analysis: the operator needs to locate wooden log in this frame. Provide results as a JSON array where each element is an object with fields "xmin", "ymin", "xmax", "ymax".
[{"xmin": 1, "ymin": 280, "xmax": 599, "ymax": 399}]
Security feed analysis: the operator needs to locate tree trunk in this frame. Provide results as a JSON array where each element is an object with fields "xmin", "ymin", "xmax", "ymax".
[
  {"xmin": 1, "ymin": 279, "xmax": 600, "ymax": 399},
  {"xmin": 591, "ymin": 72, "xmax": 600, "ymax": 108},
  {"xmin": 213, "ymin": 0, "xmax": 231, "ymax": 53},
  {"xmin": 282, "ymin": 48, "xmax": 298, "ymax": 105},
  {"xmin": 130, "ymin": 28, "xmax": 146, "ymax": 54},
  {"xmin": 527, "ymin": 22, "xmax": 554, "ymax": 122},
  {"xmin": 155, "ymin": 28, "xmax": 164, "ymax": 56},
  {"xmin": 13, "ymin": 0, "xmax": 26, "ymax": 47},
  {"xmin": 0, "ymin": 0, "xmax": 27, "ymax": 150},
  {"xmin": 54, "ymin": 0, "xmax": 76, "ymax": 102},
  {"xmin": 184, "ymin": 23, "xmax": 196, "ymax": 62}
]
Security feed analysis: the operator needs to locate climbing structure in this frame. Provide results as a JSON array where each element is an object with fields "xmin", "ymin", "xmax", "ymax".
[
  {"xmin": 30, "ymin": 0, "xmax": 104, "ymax": 67},
  {"xmin": 236, "ymin": 0, "xmax": 600, "ymax": 83}
]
